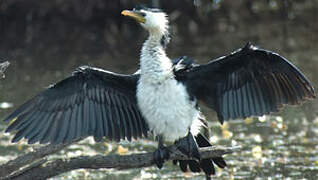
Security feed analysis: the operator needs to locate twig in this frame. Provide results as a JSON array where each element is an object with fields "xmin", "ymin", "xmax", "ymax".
[
  {"xmin": 0, "ymin": 61, "xmax": 10, "ymax": 79},
  {"xmin": 7, "ymin": 159, "xmax": 48, "ymax": 179},
  {"xmin": 2, "ymin": 145, "xmax": 240, "ymax": 180}
]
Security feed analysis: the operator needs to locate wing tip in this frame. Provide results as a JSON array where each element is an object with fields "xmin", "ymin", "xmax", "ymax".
[{"xmin": 217, "ymin": 113, "xmax": 225, "ymax": 124}]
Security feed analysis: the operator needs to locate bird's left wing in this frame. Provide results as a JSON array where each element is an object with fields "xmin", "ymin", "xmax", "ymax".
[
  {"xmin": 4, "ymin": 66, "xmax": 148, "ymax": 144},
  {"xmin": 175, "ymin": 43, "xmax": 315, "ymax": 124}
]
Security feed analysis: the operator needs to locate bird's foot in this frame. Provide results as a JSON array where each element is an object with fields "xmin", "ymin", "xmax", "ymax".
[
  {"xmin": 153, "ymin": 146, "xmax": 170, "ymax": 169},
  {"xmin": 175, "ymin": 132, "xmax": 200, "ymax": 160}
]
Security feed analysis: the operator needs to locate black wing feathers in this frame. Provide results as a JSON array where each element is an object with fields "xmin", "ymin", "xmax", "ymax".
[
  {"xmin": 175, "ymin": 43, "xmax": 315, "ymax": 124},
  {"xmin": 4, "ymin": 66, "xmax": 148, "ymax": 144}
]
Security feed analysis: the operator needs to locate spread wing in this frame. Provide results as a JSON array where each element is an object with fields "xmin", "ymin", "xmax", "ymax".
[
  {"xmin": 175, "ymin": 43, "xmax": 315, "ymax": 124},
  {"xmin": 4, "ymin": 66, "xmax": 148, "ymax": 144}
]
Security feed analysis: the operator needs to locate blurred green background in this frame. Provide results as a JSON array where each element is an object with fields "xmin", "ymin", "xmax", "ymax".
[{"xmin": 0, "ymin": 0, "xmax": 317, "ymax": 179}]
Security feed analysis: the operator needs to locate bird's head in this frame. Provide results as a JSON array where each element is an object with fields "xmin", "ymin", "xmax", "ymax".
[{"xmin": 121, "ymin": 7, "xmax": 169, "ymax": 37}]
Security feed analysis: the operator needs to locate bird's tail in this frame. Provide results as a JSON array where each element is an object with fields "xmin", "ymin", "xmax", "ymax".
[{"xmin": 173, "ymin": 133, "xmax": 227, "ymax": 178}]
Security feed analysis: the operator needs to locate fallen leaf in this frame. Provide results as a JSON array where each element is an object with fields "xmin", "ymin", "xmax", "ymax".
[
  {"xmin": 244, "ymin": 117, "xmax": 253, "ymax": 124},
  {"xmin": 117, "ymin": 145, "xmax": 129, "ymax": 155}
]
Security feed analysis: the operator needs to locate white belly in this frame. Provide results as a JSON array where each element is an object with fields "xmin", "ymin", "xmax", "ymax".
[{"xmin": 137, "ymin": 78, "xmax": 199, "ymax": 142}]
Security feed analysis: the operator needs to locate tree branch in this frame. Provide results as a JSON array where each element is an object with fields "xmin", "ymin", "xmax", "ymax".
[
  {"xmin": 1, "ymin": 145, "xmax": 240, "ymax": 180},
  {"xmin": 0, "ymin": 142, "xmax": 75, "ymax": 178},
  {"xmin": 0, "ymin": 61, "xmax": 10, "ymax": 79},
  {"xmin": 0, "ymin": 138, "xmax": 83, "ymax": 178}
]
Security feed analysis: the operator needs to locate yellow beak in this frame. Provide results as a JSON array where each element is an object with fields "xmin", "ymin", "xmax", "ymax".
[{"xmin": 121, "ymin": 10, "xmax": 146, "ymax": 23}]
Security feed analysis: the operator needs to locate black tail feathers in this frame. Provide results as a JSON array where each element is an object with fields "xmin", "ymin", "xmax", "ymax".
[{"xmin": 175, "ymin": 133, "xmax": 226, "ymax": 177}]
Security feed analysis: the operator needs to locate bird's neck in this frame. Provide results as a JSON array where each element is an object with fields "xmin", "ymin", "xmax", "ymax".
[{"xmin": 139, "ymin": 32, "xmax": 173, "ymax": 84}]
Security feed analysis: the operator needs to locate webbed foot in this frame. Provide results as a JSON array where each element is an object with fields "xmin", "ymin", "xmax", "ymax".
[
  {"xmin": 153, "ymin": 146, "xmax": 170, "ymax": 169},
  {"xmin": 153, "ymin": 135, "xmax": 170, "ymax": 169},
  {"xmin": 175, "ymin": 131, "xmax": 200, "ymax": 160}
]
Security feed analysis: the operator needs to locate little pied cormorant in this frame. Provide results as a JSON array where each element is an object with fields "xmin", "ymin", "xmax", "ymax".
[{"xmin": 3, "ymin": 7, "xmax": 315, "ymax": 178}]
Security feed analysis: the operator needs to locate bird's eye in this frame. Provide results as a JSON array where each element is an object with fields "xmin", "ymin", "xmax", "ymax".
[{"xmin": 140, "ymin": 12, "xmax": 146, "ymax": 17}]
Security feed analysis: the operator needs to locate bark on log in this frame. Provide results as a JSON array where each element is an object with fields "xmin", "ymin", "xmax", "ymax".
[{"xmin": 0, "ymin": 143, "xmax": 240, "ymax": 180}]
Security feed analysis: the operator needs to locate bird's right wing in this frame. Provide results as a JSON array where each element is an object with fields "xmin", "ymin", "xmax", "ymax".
[{"xmin": 4, "ymin": 66, "xmax": 148, "ymax": 144}]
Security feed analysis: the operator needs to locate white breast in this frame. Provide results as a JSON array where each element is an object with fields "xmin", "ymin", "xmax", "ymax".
[
  {"xmin": 137, "ymin": 35, "xmax": 202, "ymax": 142},
  {"xmin": 137, "ymin": 77, "xmax": 199, "ymax": 142}
]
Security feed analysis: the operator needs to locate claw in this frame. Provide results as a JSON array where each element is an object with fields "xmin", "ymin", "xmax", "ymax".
[{"xmin": 175, "ymin": 132, "xmax": 200, "ymax": 160}]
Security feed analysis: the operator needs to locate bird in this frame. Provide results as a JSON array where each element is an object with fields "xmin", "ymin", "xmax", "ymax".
[{"xmin": 3, "ymin": 6, "xmax": 315, "ymax": 178}]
